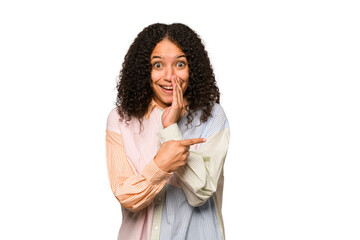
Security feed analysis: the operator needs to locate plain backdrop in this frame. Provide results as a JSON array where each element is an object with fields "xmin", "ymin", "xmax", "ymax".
[{"xmin": 0, "ymin": 0, "xmax": 359, "ymax": 239}]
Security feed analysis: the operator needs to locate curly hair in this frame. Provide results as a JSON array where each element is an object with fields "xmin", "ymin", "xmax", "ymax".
[{"xmin": 115, "ymin": 23, "xmax": 220, "ymax": 128}]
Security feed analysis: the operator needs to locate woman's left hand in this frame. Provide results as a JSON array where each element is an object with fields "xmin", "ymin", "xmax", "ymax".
[{"xmin": 161, "ymin": 75, "xmax": 187, "ymax": 128}]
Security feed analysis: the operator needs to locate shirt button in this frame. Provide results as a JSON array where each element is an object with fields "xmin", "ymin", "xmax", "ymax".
[{"xmin": 155, "ymin": 226, "xmax": 159, "ymax": 230}]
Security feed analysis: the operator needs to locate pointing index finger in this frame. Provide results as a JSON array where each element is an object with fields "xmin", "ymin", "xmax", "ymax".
[{"xmin": 179, "ymin": 138, "xmax": 206, "ymax": 146}]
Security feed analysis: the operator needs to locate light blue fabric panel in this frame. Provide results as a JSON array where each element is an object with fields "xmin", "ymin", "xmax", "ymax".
[
  {"xmin": 159, "ymin": 184, "xmax": 222, "ymax": 240},
  {"xmin": 177, "ymin": 103, "xmax": 229, "ymax": 140}
]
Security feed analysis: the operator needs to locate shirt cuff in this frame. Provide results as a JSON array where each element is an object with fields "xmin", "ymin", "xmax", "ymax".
[
  {"xmin": 157, "ymin": 123, "xmax": 183, "ymax": 143},
  {"xmin": 142, "ymin": 159, "xmax": 172, "ymax": 184}
]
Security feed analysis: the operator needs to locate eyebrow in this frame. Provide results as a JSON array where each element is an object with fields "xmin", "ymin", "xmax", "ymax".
[{"xmin": 151, "ymin": 54, "xmax": 186, "ymax": 60}]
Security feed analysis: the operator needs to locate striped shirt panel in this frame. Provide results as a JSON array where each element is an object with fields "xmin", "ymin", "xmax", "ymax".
[
  {"xmin": 155, "ymin": 103, "xmax": 230, "ymax": 240},
  {"xmin": 105, "ymin": 107, "xmax": 172, "ymax": 240},
  {"xmin": 160, "ymin": 184, "xmax": 223, "ymax": 240}
]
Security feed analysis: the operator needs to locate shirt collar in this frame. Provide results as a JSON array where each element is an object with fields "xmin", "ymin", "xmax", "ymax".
[{"xmin": 144, "ymin": 98, "xmax": 165, "ymax": 120}]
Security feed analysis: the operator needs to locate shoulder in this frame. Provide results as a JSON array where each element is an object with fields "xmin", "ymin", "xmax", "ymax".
[
  {"xmin": 211, "ymin": 103, "xmax": 227, "ymax": 119},
  {"xmin": 194, "ymin": 103, "xmax": 227, "ymax": 121},
  {"xmin": 106, "ymin": 107, "xmax": 142, "ymax": 134},
  {"xmin": 106, "ymin": 107, "xmax": 122, "ymax": 134},
  {"xmin": 209, "ymin": 103, "xmax": 229, "ymax": 126},
  {"xmin": 201, "ymin": 103, "xmax": 230, "ymax": 138}
]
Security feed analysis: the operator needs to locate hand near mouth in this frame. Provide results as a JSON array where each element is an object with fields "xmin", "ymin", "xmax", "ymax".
[{"xmin": 161, "ymin": 75, "xmax": 187, "ymax": 128}]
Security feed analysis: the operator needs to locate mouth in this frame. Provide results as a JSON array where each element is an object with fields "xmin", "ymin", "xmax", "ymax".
[{"xmin": 159, "ymin": 84, "xmax": 174, "ymax": 94}]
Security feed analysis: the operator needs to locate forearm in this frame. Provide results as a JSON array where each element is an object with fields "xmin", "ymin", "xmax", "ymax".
[
  {"xmin": 175, "ymin": 129, "xmax": 229, "ymax": 206},
  {"xmin": 106, "ymin": 129, "xmax": 172, "ymax": 212},
  {"xmin": 114, "ymin": 159, "xmax": 171, "ymax": 212},
  {"xmin": 156, "ymin": 123, "xmax": 230, "ymax": 206}
]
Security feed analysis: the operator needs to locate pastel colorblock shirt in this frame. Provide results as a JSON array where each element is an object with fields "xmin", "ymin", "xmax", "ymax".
[{"xmin": 105, "ymin": 99, "xmax": 230, "ymax": 240}]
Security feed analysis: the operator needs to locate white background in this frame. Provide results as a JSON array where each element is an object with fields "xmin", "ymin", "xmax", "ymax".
[{"xmin": 1, "ymin": 0, "xmax": 359, "ymax": 239}]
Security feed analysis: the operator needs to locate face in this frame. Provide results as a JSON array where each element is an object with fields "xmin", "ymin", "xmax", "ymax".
[{"xmin": 150, "ymin": 38, "xmax": 189, "ymax": 108}]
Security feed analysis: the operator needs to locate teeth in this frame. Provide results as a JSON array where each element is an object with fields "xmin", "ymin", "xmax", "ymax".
[{"xmin": 162, "ymin": 86, "xmax": 173, "ymax": 90}]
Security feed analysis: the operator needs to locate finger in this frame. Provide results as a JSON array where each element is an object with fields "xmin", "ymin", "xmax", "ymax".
[
  {"xmin": 176, "ymin": 78, "xmax": 183, "ymax": 107},
  {"xmin": 179, "ymin": 138, "xmax": 206, "ymax": 146},
  {"xmin": 171, "ymin": 75, "xmax": 177, "ymax": 106},
  {"xmin": 176, "ymin": 77, "xmax": 184, "ymax": 111},
  {"xmin": 176, "ymin": 77, "xmax": 183, "ymax": 106},
  {"xmin": 184, "ymin": 146, "xmax": 190, "ymax": 152}
]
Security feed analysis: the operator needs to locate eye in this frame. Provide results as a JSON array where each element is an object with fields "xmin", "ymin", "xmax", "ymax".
[
  {"xmin": 176, "ymin": 61, "xmax": 186, "ymax": 68},
  {"xmin": 153, "ymin": 62, "xmax": 162, "ymax": 69}
]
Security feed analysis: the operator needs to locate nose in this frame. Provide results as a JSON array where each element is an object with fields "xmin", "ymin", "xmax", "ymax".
[{"xmin": 164, "ymin": 65, "xmax": 175, "ymax": 82}]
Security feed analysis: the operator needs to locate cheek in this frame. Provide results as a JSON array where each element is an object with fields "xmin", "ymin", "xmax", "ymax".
[
  {"xmin": 151, "ymin": 71, "xmax": 162, "ymax": 83},
  {"xmin": 177, "ymin": 69, "xmax": 189, "ymax": 84},
  {"xmin": 177, "ymin": 68, "xmax": 189, "ymax": 79},
  {"xmin": 178, "ymin": 70, "xmax": 189, "ymax": 88}
]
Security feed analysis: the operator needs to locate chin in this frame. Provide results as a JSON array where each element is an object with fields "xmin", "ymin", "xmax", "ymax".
[
  {"xmin": 161, "ymin": 97, "xmax": 173, "ymax": 105},
  {"xmin": 164, "ymin": 100, "xmax": 172, "ymax": 106}
]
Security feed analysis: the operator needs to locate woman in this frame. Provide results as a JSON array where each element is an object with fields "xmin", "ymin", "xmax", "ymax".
[{"xmin": 106, "ymin": 23, "xmax": 230, "ymax": 240}]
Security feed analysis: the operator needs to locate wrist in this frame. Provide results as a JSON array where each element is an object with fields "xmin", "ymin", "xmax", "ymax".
[
  {"xmin": 162, "ymin": 120, "xmax": 176, "ymax": 129},
  {"xmin": 153, "ymin": 155, "xmax": 171, "ymax": 173}
]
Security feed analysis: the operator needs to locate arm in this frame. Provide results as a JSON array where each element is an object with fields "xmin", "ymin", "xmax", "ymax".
[
  {"xmin": 105, "ymin": 109, "xmax": 172, "ymax": 212},
  {"xmin": 157, "ymin": 104, "xmax": 230, "ymax": 207}
]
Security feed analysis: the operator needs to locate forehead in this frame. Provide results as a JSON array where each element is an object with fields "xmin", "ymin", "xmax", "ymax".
[{"xmin": 151, "ymin": 39, "xmax": 184, "ymax": 57}]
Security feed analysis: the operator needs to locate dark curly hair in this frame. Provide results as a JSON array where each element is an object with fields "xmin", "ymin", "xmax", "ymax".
[{"xmin": 115, "ymin": 23, "xmax": 220, "ymax": 128}]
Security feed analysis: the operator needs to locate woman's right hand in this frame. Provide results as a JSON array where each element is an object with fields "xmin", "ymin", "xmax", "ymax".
[
  {"xmin": 154, "ymin": 138, "xmax": 206, "ymax": 173},
  {"xmin": 161, "ymin": 75, "xmax": 187, "ymax": 128}
]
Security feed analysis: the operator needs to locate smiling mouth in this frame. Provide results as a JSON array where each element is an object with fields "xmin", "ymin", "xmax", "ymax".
[
  {"xmin": 159, "ymin": 85, "xmax": 174, "ymax": 94},
  {"xmin": 160, "ymin": 85, "xmax": 173, "ymax": 90}
]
